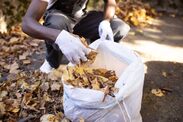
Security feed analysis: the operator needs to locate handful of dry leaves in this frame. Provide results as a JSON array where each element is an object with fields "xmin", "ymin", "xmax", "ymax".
[{"xmin": 61, "ymin": 38, "xmax": 119, "ymax": 101}]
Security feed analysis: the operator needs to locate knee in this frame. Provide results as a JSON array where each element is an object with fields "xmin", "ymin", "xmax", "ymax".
[
  {"xmin": 44, "ymin": 13, "xmax": 71, "ymax": 31},
  {"xmin": 112, "ymin": 20, "xmax": 130, "ymax": 42}
]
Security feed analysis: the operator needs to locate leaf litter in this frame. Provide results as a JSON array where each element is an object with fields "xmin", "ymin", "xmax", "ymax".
[{"xmin": 0, "ymin": 27, "xmax": 119, "ymax": 122}]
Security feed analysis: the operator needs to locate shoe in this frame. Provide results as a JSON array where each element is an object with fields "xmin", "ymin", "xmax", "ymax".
[{"xmin": 40, "ymin": 60, "xmax": 53, "ymax": 73}]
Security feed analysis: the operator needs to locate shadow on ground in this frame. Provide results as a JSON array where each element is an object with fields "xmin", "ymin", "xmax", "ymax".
[
  {"xmin": 141, "ymin": 61, "xmax": 183, "ymax": 122},
  {"xmin": 125, "ymin": 16, "xmax": 183, "ymax": 48}
]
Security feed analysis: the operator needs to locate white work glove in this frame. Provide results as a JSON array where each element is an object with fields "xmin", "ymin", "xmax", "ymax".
[
  {"xmin": 98, "ymin": 20, "xmax": 114, "ymax": 41},
  {"xmin": 55, "ymin": 30, "xmax": 90, "ymax": 64}
]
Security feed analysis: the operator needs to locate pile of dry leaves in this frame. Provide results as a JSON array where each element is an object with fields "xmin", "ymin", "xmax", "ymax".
[
  {"xmin": 0, "ymin": 26, "xmax": 119, "ymax": 121},
  {"xmin": 62, "ymin": 66, "xmax": 119, "ymax": 101},
  {"xmin": 0, "ymin": 25, "xmax": 70, "ymax": 122},
  {"xmin": 0, "ymin": 71, "xmax": 67, "ymax": 122},
  {"xmin": 116, "ymin": 0, "xmax": 157, "ymax": 27}
]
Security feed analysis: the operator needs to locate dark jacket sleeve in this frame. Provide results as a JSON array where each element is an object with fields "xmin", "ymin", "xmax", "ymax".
[{"xmin": 104, "ymin": 0, "xmax": 107, "ymax": 3}]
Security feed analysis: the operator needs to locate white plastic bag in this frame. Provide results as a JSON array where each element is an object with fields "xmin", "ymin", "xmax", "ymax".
[{"xmin": 63, "ymin": 39, "xmax": 144, "ymax": 122}]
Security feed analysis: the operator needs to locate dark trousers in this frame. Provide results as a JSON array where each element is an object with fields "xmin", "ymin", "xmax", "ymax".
[{"xmin": 43, "ymin": 10, "xmax": 130, "ymax": 68}]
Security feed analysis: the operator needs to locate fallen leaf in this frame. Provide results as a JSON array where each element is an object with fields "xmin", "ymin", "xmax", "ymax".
[
  {"xmin": 11, "ymin": 108, "xmax": 20, "ymax": 113},
  {"xmin": 162, "ymin": 71, "xmax": 167, "ymax": 77},
  {"xmin": 43, "ymin": 92, "xmax": 52, "ymax": 102},
  {"xmin": 9, "ymin": 37, "xmax": 19, "ymax": 44},
  {"xmin": 3, "ymin": 64, "xmax": 11, "ymax": 70},
  {"xmin": 23, "ymin": 93, "xmax": 32, "ymax": 105},
  {"xmin": 15, "ymin": 93, "xmax": 22, "ymax": 99},
  {"xmin": 0, "ymin": 102, "xmax": 6, "ymax": 115},
  {"xmin": 23, "ymin": 59, "xmax": 31, "ymax": 64},
  {"xmin": 9, "ymin": 62, "xmax": 20, "ymax": 74},
  {"xmin": 51, "ymin": 82, "xmax": 61, "ymax": 91},
  {"xmin": 19, "ymin": 52, "xmax": 29, "ymax": 60},
  {"xmin": 30, "ymin": 40, "xmax": 39, "ymax": 47},
  {"xmin": 21, "ymin": 81, "xmax": 30, "ymax": 89},
  {"xmin": 40, "ymin": 82, "xmax": 50, "ymax": 92},
  {"xmin": 0, "ymin": 90, "xmax": 8, "ymax": 98},
  {"xmin": 30, "ymin": 81, "xmax": 40, "ymax": 91},
  {"xmin": 40, "ymin": 114, "xmax": 59, "ymax": 122},
  {"xmin": 151, "ymin": 89, "xmax": 165, "ymax": 97},
  {"xmin": 4, "ymin": 99, "xmax": 20, "ymax": 113}
]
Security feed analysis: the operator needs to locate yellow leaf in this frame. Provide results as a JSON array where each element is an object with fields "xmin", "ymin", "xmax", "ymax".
[
  {"xmin": 91, "ymin": 80, "xmax": 100, "ymax": 90},
  {"xmin": 23, "ymin": 59, "xmax": 31, "ymax": 64},
  {"xmin": 43, "ymin": 92, "xmax": 52, "ymax": 102},
  {"xmin": 11, "ymin": 108, "xmax": 20, "ymax": 113},
  {"xmin": 30, "ymin": 81, "xmax": 40, "ymax": 91},
  {"xmin": 40, "ymin": 114, "xmax": 59, "ymax": 122},
  {"xmin": 151, "ymin": 89, "xmax": 165, "ymax": 97}
]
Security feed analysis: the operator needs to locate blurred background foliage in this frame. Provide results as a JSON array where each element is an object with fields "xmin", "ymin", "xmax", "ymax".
[{"xmin": 0, "ymin": 0, "xmax": 183, "ymax": 33}]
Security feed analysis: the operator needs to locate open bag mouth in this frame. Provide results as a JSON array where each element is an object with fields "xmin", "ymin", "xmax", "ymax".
[{"xmin": 62, "ymin": 40, "xmax": 144, "ymax": 107}]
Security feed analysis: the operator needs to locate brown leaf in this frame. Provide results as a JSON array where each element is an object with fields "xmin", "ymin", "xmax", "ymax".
[
  {"xmin": 51, "ymin": 82, "xmax": 61, "ymax": 91},
  {"xmin": 19, "ymin": 52, "xmax": 29, "ymax": 60},
  {"xmin": 40, "ymin": 82, "xmax": 50, "ymax": 92},
  {"xmin": 4, "ymin": 99, "xmax": 20, "ymax": 113},
  {"xmin": 0, "ymin": 90, "xmax": 8, "ymax": 98},
  {"xmin": 9, "ymin": 37, "xmax": 19, "ymax": 44},
  {"xmin": 23, "ymin": 93, "xmax": 32, "ymax": 105},
  {"xmin": 9, "ymin": 62, "xmax": 20, "ymax": 74},
  {"xmin": 30, "ymin": 40, "xmax": 39, "ymax": 47},
  {"xmin": 0, "ymin": 102, "xmax": 6, "ymax": 115}
]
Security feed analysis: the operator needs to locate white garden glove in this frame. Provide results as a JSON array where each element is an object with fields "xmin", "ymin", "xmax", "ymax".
[
  {"xmin": 55, "ymin": 30, "xmax": 90, "ymax": 64},
  {"xmin": 98, "ymin": 20, "xmax": 114, "ymax": 41}
]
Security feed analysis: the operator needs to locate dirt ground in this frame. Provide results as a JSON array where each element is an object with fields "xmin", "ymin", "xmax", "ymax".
[{"xmin": 123, "ymin": 15, "xmax": 183, "ymax": 122}]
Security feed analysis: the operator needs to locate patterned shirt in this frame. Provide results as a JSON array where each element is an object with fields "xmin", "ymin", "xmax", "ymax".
[{"xmin": 46, "ymin": 0, "xmax": 89, "ymax": 18}]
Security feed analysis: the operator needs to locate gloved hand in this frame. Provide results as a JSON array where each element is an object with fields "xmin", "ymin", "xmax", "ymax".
[
  {"xmin": 55, "ymin": 30, "xmax": 90, "ymax": 64},
  {"xmin": 98, "ymin": 20, "xmax": 114, "ymax": 41}
]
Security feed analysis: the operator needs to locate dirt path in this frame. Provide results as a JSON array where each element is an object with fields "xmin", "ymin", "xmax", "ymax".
[{"xmin": 123, "ymin": 15, "xmax": 183, "ymax": 122}]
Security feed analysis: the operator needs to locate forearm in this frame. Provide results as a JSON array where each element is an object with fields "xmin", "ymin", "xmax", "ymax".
[
  {"xmin": 104, "ymin": 0, "xmax": 116, "ymax": 21},
  {"xmin": 22, "ymin": 17, "xmax": 60, "ymax": 42}
]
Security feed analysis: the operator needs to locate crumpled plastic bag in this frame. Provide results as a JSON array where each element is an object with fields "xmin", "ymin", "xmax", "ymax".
[{"xmin": 62, "ymin": 39, "xmax": 144, "ymax": 122}]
